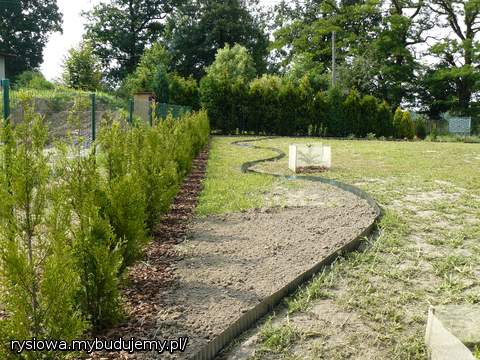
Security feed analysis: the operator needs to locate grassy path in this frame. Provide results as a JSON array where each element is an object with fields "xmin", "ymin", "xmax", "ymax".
[{"xmin": 198, "ymin": 136, "xmax": 480, "ymax": 359}]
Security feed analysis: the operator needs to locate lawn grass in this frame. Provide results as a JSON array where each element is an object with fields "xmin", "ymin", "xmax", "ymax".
[
  {"xmin": 199, "ymin": 136, "xmax": 480, "ymax": 359},
  {"xmin": 197, "ymin": 137, "xmax": 291, "ymax": 215}
]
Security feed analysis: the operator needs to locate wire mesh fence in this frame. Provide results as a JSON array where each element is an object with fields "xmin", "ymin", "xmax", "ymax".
[
  {"xmin": 156, "ymin": 102, "xmax": 191, "ymax": 120},
  {"xmin": 1, "ymin": 80, "xmax": 194, "ymax": 149},
  {"xmin": 0, "ymin": 82, "xmax": 129, "ymax": 147}
]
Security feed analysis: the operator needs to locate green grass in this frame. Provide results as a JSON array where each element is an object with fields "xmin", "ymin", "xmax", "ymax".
[
  {"xmin": 197, "ymin": 137, "xmax": 291, "ymax": 215},
  {"xmin": 257, "ymin": 318, "xmax": 300, "ymax": 355},
  {"xmin": 198, "ymin": 136, "xmax": 480, "ymax": 359}
]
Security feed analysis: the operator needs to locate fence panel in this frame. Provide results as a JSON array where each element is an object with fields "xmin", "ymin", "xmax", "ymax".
[
  {"xmin": 1, "ymin": 80, "xmax": 194, "ymax": 149},
  {"xmin": 1, "ymin": 79, "xmax": 10, "ymax": 121},
  {"xmin": 156, "ymin": 102, "xmax": 191, "ymax": 120},
  {"xmin": 3, "ymin": 85, "xmax": 128, "ymax": 147}
]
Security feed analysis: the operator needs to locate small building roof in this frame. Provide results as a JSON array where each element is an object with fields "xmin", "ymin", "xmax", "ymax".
[{"xmin": 0, "ymin": 52, "xmax": 15, "ymax": 58}]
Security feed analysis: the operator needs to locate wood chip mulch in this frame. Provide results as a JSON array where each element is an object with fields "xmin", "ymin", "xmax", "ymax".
[{"xmin": 89, "ymin": 146, "xmax": 209, "ymax": 359}]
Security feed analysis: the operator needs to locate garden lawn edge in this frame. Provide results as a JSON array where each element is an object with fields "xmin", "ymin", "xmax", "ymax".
[{"xmin": 190, "ymin": 137, "xmax": 382, "ymax": 360}]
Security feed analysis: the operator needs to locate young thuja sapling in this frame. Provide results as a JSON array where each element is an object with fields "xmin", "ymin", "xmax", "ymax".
[{"xmin": 0, "ymin": 92, "xmax": 86, "ymax": 357}]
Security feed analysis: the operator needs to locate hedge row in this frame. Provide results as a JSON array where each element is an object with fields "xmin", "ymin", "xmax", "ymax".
[
  {"xmin": 201, "ymin": 75, "xmax": 397, "ymax": 138},
  {"xmin": 0, "ymin": 93, "xmax": 209, "ymax": 357}
]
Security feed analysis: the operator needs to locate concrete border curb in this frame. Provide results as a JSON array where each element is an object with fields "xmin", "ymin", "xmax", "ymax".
[{"xmin": 190, "ymin": 137, "xmax": 382, "ymax": 360}]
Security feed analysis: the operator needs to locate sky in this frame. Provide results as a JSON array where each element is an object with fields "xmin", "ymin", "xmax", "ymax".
[
  {"xmin": 40, "ymin": 0, "xmax": 101, "ymax": 81},
  {"xmin": 40, "ymin": 0, "xmax": 285, "ymax": 81}
]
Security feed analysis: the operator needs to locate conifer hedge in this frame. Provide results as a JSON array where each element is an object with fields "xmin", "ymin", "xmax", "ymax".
[
  {"xmin": 201, "ymin": 74, "xmax": 397, "ymax": 138},
  {"xmin": 0, "ymin": 93, "xmax": 209, "ymax": 357}
]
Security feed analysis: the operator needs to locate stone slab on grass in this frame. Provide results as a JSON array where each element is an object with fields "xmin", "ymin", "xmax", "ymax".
[{"xmin": 426, "ymin": 305, "xmax": 480, "ymax": 360}]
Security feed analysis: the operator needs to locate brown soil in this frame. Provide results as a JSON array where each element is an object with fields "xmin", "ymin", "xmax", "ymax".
[
  {"xmin": 295, "ymin": 166, "xmax": 329, "ymax": 173},
  {"xmin": 155, "ymin": 182, "xmax": 376, "ymax": 358}
]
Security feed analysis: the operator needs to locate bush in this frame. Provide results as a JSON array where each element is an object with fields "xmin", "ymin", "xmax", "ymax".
[
  {"xmin": 415, "ymin": 115, "xmax": 428, "ymax": 139},
  {"xmin": 343, "ymin": 89, "xmax": 362, "ymax": 137},
  {"xmin": 62, "ymin": 41, "xmax": 103, "ymax": 91},
  {"xmin": 377, "ymin": 101, "xmax": 394, "ymax": 137},
  {"xmin": 393, "ymin": 107, "xmax": 404, "ymax": 138},
  {"xmin": 200, "ymin": 44, "xmax": 256, "ymax": 134},
  {"xmin": 55, "ymin": 100, "xmax": 123, "ymax": 330},
  {"xmin": 360, "ymin": 95, "xmax": 379, "ymax": 137},
  {"xmin": 247, "ymin": 75, "xmax": 281, "ymax": 134},
  {"xmin": 325, "ymin": 87, "xmax": 346, "ymax": 136},
  {"xmin": 123, "ymin": 43, "xmax": 171, "ymax": 96},
  {"xmin": 310, "ymin": 91, "xmax": 329, "ymax": 136},
  {"xmin": 153, "ymin": 64, "xmax": 169, "ymax": 103},
  {"xmin": 0, "ymin": 94, "xmax": 86, "ymax": 358},
  {"xmin": 168, "ymin": 74, "xmax": 200, "ymax": 109},
  {"xmin": 1, "ymin": 92, "xmax": 210, "ymax": 344},
  {"xmin": 14, "ymin": 70, "xmax": 55, "ymax": 90},
  {"xmin": 200, "ymin": 48, "xmax": 398, "ymax": 138},
  {"xmin": 402, "ymin": 111, "xmax": 416, "ymax": 139},
  {"xmin": 97, "ymin": 117, "xmax": 147, "ymax": 268}
]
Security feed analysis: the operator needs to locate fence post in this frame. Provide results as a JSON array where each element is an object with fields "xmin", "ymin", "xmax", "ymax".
[
  {"xmin": 128, "ymin": 98, "xmax": 134, "ymax": 125},
  {"xmin": 91, "ymin": 93, "xmax": 96, "ymax": 141},
  {"xmin": 2, "ymin": 79, "xmax": 10, "ymax": 123},
  {"xmin": 148, "ymin": 97, "xmax": 153, "ymax": 127}
]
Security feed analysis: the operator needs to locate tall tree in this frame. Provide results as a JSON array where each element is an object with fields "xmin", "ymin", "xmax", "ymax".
[
  {"xmin": 339, "ymin": 0, "xmax": 433, "ymax": 107},
  {"xmin": 427, "ymin": 0, "xmax": 480, "ymax": 114},
  {"xmin": 165, "ymin": 0, "xmax": 269, "ymax": 79},
  {"xmin": 122, "ymin": 43, "xmax": 171, "ymax": 94},
  {"xmin": 0, "ymin": 0, "xmax": 62, "ymax": 79},
  {"xmin": 200, "ymin": 44, "xmax": 256, "ymax": 132},
  {"xmin": 271, "ymin": 0, "xmax": 381, "ymax": 77},
  {"xmin": 83, "ymin": 0, "xmax": 180, "ymax": 85},
  {"xmin": 62, "ymin": 41, "xmax": 103, "ymax": 91}
]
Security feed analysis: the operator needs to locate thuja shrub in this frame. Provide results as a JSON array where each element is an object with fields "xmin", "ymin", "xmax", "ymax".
[
  {"xmin": 170, "ymin": 110, "xmax": 211, "ymax": 175},
  {"xmin": 393, "ymin": 107, "xmax": 416, "ymax": 139},
  {"xmin": 96, "ymin": 116, "xmax": 147, "ymax": 268},
  {"xmin": 0, "ymin": 94, "xmax": 86, "ymax": 358},
  {"xmin": 134, "ymin": 110, "xmax": 210, "ymax": 229},
  {"xmin": 199, "ymin": 45, "xmax": 405, "ymax": 137},
  {"xmin": 247, "ymin": 75, "xmax": 282, "ymax": 135},
  {"xmin": 97, "ymin": 109, "xmax": 209, "ymax": 258},
  {"xmin": 56, "ymin": 101, "xmax": 123, "ymax": 331},
  {"xmin": 0, "ymin": 95, "xmax": 210, "ymax": 344},
  {"xmin": 132, "ymin": 121, "xmax": 179, "ymax": 230},
  {"xmin": 201, "ymin": 76, "xmax": 395, "ymax": 137}
]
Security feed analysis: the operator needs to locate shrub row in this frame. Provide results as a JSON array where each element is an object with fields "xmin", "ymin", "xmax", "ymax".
[
  {"xmin": 0, "ymin": 93, "xmax": 209, "ymax": 358},
  {"xmin": 201, "ymin": 75, "xmax": 402, "ymax": 138}
]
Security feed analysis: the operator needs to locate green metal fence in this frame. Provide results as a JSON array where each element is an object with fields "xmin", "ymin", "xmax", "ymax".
[
  {"xmin": 1, "ymin": 80, "xmax": 193, "ymax": 147},
  {"xmin": 1, "ymin": 79, "xmax": 10, "ymax": 122},
  {"xmin": 156, "ymin": 102, "xmax": 191, "ymax": 120},
  {"xmin": 1, "ymin": 80, "xmax": 129, "ymax": 147}
]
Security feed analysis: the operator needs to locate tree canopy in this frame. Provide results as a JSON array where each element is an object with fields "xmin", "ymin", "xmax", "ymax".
[
  {"xmin": 62, "ymin": 41, "xmax": 103, "ymax": 91},
  {"xmin": 165, "ymin": 0, "xmax": 269, "ymax": 79},
  {"xmin": 2, "ymin": 0, "xmax": 480, "ymax": 120},
  {"xmin": 83, "ymin": 0, "xmax": 181, "ymax": 85},
  {"xmin": 0, "ymin": 0, "xmax": 62, "ymax": 79}
]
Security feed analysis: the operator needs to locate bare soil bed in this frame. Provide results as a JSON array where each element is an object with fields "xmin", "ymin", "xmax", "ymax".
[{"xmin": 153, "ymin": 181, "xmax": 377, "ymax": 358}]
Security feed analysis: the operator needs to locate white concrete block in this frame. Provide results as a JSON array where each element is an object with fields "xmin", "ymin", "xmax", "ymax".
[{"xmin": 288, "ymin": 144, "xmax": 332, "ymax": 173}]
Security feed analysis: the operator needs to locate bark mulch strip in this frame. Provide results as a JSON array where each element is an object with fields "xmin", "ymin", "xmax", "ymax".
[{"xmin": 89, "ymin": 147, "xmax": 209, "ymax": 359}]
